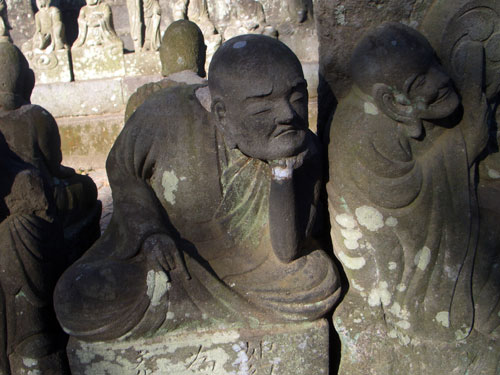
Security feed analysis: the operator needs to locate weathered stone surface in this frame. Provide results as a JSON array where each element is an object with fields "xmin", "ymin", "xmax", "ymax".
[
  {"xmin": 124, "ymin": 50, "xmax": 161, "ymax": 76},
  {"xmin": 54, "ymin": 35, "xmax": 339, "ymax": 345},
  {"xmin": 24, "ymin": 48, "xmax": 72, "ymax": 83},
  {"xmin": 67, "ymin": 320, "xmax": 330, "ymax": 375},
  {"xmin": 58, "ymin": 113, "xmax": 124, "ymax": 169},
  {"xmin": 327, "ymin": 22, "xmax": 500, "ymax": 374},
  {"xmin": 31, "ymin": 78, "xmax": 124, "ymax": 116},
  {"xmin": 72, "ymin": 45, "xmax": 126, "ymax": 80}
]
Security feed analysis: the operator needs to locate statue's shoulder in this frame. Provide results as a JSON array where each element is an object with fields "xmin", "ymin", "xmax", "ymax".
[{"xmin": 49, "ymin": 6, "xmax": 61, "ymax": 16}]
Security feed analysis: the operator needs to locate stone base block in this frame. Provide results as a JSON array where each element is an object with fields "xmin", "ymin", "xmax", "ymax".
[
  {"xmin": 25, "ymin": 49, "xmax": 72, "ymax": 83},
  {"xmin": 124, "ymin": 51, "xmax": 161, "ymax": 76},
  {"xmin": 67, "ymin": 319, "xmax": 329, "ymax": 375},
  {"xmin": 72, "ymin": 44, "xmax": 125, "ymax": 81}
]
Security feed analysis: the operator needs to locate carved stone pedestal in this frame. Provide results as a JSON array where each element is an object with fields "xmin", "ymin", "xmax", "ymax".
[
  {"xmin": 124, "ymin": 51, "xmax": 161, "ymax": 76},
  {"xmin": 72, "ymin": 45, "xmax": 125, "ymax": 81},
  {"xmin": 25, "ymin": 49, "xmax": 72, "ymax": 83},
  {"xmin": 67, "ymin": 319, "xmax": 330, "ymax": 375}
]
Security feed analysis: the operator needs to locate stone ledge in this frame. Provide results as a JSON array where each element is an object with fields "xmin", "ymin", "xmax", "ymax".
[{"xmin": 67, "ymin": 319, "xmax": 330, "ymax": 375}]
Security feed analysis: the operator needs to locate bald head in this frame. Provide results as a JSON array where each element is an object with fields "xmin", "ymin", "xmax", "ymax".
[
  {"xmin": 351, "ymin": 22, "xmax": 435, "ymax": 95},
  {"xmin": 208, "ymin": 34, "xmax": 303, "ymax": 100},
  {"xmin": 0, "ymin": 42, "xmax": 34, "ymax": 110},
  {"xmin": 160, "ymin": 20, "xmax": 206, "ymax": 77}
]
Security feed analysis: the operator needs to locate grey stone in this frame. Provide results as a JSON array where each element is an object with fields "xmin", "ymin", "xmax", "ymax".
[
  {"xmin": 124, "ymin": 50, "xmax": 161, "ymax": 76},
  {"xmin": 24, "ymin": 48, "xmax": 72, "ymax": 83},
  {"xmin": 327, "ymin": 22, "xmax": 500, "ymax": 374},
  {"xmin": 67, "ymin": 319, "xmax": 330, "ymax": 375},
  {"xmin": 54, "ymin": 35, "xmax": 340, "ymax": 344}
]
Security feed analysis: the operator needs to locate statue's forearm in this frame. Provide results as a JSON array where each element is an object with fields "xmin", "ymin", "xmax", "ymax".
[{"xmin": 269, "ymin": 167, "xmax": 301, "ymax": 263}]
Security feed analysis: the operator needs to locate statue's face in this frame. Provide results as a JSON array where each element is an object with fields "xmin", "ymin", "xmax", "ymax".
[
  {"xmin": 219, "ymin": 62, "xmax": 308, "ymax": 160},
  {"xmin": 407, "ymin": 61, "xmax": 460, "ymax": 120},
  {"xmin": 86, "ymin": 0, "xmax": 99, "ymax": 5},
  {"xmin": 36, "ymin": 0, "xmax": 49, "ymax": 8}
]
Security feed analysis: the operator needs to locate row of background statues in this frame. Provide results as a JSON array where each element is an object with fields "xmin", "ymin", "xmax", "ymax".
[{"xmin": 0, "ymin": 0, "xmax": 315, "ymax": 83}]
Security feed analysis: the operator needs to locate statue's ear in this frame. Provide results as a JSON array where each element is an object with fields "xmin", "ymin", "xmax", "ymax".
[
  {"xmin": 211, "ymin": 98, "xmax": 236, "ymax": 149},
  {"xmin": 372, "ymin": 83, "xmax": 415, "ymax": 123},
  {"xmin": 372, "ymin": 83, "xmax": 423, "ymax": 138}
]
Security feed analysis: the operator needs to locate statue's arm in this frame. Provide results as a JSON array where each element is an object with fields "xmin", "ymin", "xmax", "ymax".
[
  {"xmin": 268, "ymin": 132, "xmax": 320, "ymax": 262},
  {"xmin": 104, "ymin": 118, "xmax": 188, "ymax": 276},
  {"xmin": 73, "ymin": 8, "xmax": 87, "ymax": 47}
]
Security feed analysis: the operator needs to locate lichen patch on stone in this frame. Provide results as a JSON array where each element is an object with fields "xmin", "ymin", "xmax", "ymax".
[
  {"xmin": 435, "ymin": 311, "xmax": 450, "ymax": 328},
  {"xmin": 162, "ymin": 170, "xmax": 179, "ymax": 205},
  {"xmin": 414, "ymin": 246, "xmax": 431, "ymax": 271},
  {"xmin": 355, "ymin": 206, "xmax": 384, "ymax": 231},
  {"xmin": 338, "ymin": 251, "xmax": 366, "ymax": 270},
  {"xmin": 364, "ymin": 102, "xmax": 379, "ymax": 115}
]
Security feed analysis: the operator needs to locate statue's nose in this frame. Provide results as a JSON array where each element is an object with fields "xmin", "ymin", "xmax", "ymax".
[{"xmin": 275, "ymin": 99, "xmax": 295, "ymax": 125}]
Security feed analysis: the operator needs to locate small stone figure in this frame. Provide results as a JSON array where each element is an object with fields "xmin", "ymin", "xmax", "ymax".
[
  {"xmin": 0, "ymin": 41, "xmax": 101, "ymax": 269},
  {"xmin": 71, "ymin": 0, "xmax": 125, "ymax": 80},
  {"xmin": 328, "ymin": 22, "xmax": 500, "ymax": 374},
  {"xmin": 0, "ymin": 0, "xmax": 11, "ymax": 42},
  {"xmin": 32, "ymin": 0, "xmax": 67, "ymax": 52},
  {"xmin": 223, "ymin": 0, "xmax": 277, "ymax": 40},
  {"xmin": 126, "ymin": 0, "xmax": 161, "ymax": 52},
  {"xmin": 125, "ymin": 19, "xmax": 206, "ymax": 122},
  {"xmin": 0, "ymin": 41, "xmax": 71, "ymax": 375},
  {"xmin": 54, "ymin": 35, "xmax": 340, "ymax": 344},
  {"xmin": 73, "ymin": 0, "xmax": 123, "ymax": 50},
  {"xmin": 143, "ymin": 0, "xmax": 161, "ymax": 51}
]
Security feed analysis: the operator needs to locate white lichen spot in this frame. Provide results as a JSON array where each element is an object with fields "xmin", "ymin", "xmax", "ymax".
[
  {"xmin": 335, "ymin": 213, "xmax": 356, "ymax": 229},
  {"xmin": 414, "ymin": 246, "xmax": 431, "ymax": 271},
  {"xmin": 353, "ymin": 318, "xmax": 362, "ymax": 323},
  {"xmin": 338, "ymin": 251, "xmax": 366, "ymax": 270},
  {"xmin": 388, "ymin": 329, "xmax": 398, "ymax": 338},
  {"xmin": 355, "ymin": 206, "xmax": 384, "ymax": 231},
  {"xmin": 368, "ymin": 281, "xmax": 391, "ymax": 307},
  {"xmin": 232, "ymin": 342, "xmax": 250, "ymax": 374},
  {"xmin": 364, "ymin": 102, "xmax": 379, "ymax": 115},
  {"xmin": 436, "ymin": 311, "xmax": 450, "ymax": 328},
  {"xmin": 335, "ymin": 5, "xmax": 347, "ymax": 25},
  {"xmin": 396, "ymin": 320, "xmax": 411, "ymax": 330},
  {"xmin": 233, "ymin": 41, "xmax": 247, "ymax": 49},
  {"xmin": 166, "ymin": 311, "xmax": 175, "ymax": 320},
  {"xmin": 298, "ymin": 339, "xmax": 307, "ymax": 350},
  {"xmin": 350, "ymin": 279, "xmax": 365, "ymax": 291},
  {"xmin": 399, "ymin": 334, "xmax": 410, "ymax": 346},
  {"xmin": 341, "ymin": 228, "xmax": 363, "ymax": 250},
  {"xmin": 487, "ymin": 166, "xmax": 500, "ymax": 179},
  {"xmin": 77, "ymin": 348, "xmax": 96, "ymax": 365},
  {"xmin": 162, "ymin": 170, "xmax": 179, "ymax": 205},
  {"xmin": 455, "ymin": 329, "xmax": 468, "ymax": 340},
  {"xmin": 146, "ymin": 270, "xmax": 170, "ymax": 306},
  {"xmin": 388, "ymin": 262, "xmax": 397, "ymax": 270},
  {"xmin": 396, "ymin": 283, "xmax": 407, "ymax": 292},
  {"xmin": 385, "ymin": 216, "xmax": 398, "ymax": 227},
  {"xmin": 23, "ymin": 358, "xmax": 38, "ymax": 368}
]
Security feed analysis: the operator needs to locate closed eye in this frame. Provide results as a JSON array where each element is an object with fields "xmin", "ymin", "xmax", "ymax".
[{"xmin": 251, "ymin": 107, "xmax": 272, "ymax": 116}]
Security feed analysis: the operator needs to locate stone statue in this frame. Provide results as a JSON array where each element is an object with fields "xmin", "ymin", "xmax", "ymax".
[
  {"xmin": 73, "ymin": 0, "xmax": 123, "ymax": 50},
  {"xmin": 126, "ymin": 0, "xmax": 161, "ymax": 52},
  {"xmin": 125, "ymin": 20, "xmax": 207, "ymax": 122},
  {"xmin": 71, "ymin": 0, "xmax": 125, "ymax": 80},
  {"xmin": 143, "ymin": 0, "xmax": 161, "ymax": 51},
  {"xmin": 0, "ymin": 0, "xmax": 11, "ymax": 42},
  {"xmin": 31, "ymin": 0, "xmax": 67, "ymax": 51},
  {"xmin": 327, "ymin": 22, "xmax": 500, "ymax": 374},
  {"xmin": 0, "ymin": 41, "xmax": 101, "ymax": 267},
  {"xmin": 0, "ymin": 41, "xmax": 71, "ymax": 375},
  {"xmin": 54, "ymin": 34, "xmax": 340, "ymax": 343},
  {"xmin": 223, "ymin": 0, "xmax": 277, "ymax": 40}
]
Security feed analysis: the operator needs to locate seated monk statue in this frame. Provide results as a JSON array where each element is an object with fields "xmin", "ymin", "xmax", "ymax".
[
  {"xmin": 54, "ymin": 34, "xmax": 340, "ymax": 342},
  {"xmin": 0, "ymin": 0, "xmax": 10, "ymax": 42},
  {"xmin": 124, "ymin": 19, "xmax": 207, "ymax": 123},
  {"xmin": 0, "ymin": 41, "xmax": 101, "ymax": 264},
  {"xmin": 72, "ymin": 0, "xmax": 123, "ymax": 50},
  {"xmin": 327, "ymin": 22, "xmax": 500, "ymax": 373},
  {"xmin": 31, "ymin": 0, "xmax": 66, "ymax": 51}
]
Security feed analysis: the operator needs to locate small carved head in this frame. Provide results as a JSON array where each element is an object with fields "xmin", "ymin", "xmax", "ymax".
[
  {"xmin": 351, "ymin": 22, "xmax": 460, "ymax": 138},
  {"xmin": 209, "ymin": 34, "xmax": 309, "ymax": 161},
  {"xmin": 160, "ymin": 20, "xmax": 206, "ymax": 78},
  {"xmin": 86, "ymin": 0, "xmax": 100, "ymax": 6},
  {"xmin": 36, "ymin": 0, "xmax": 50, "ymax": 9}
]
